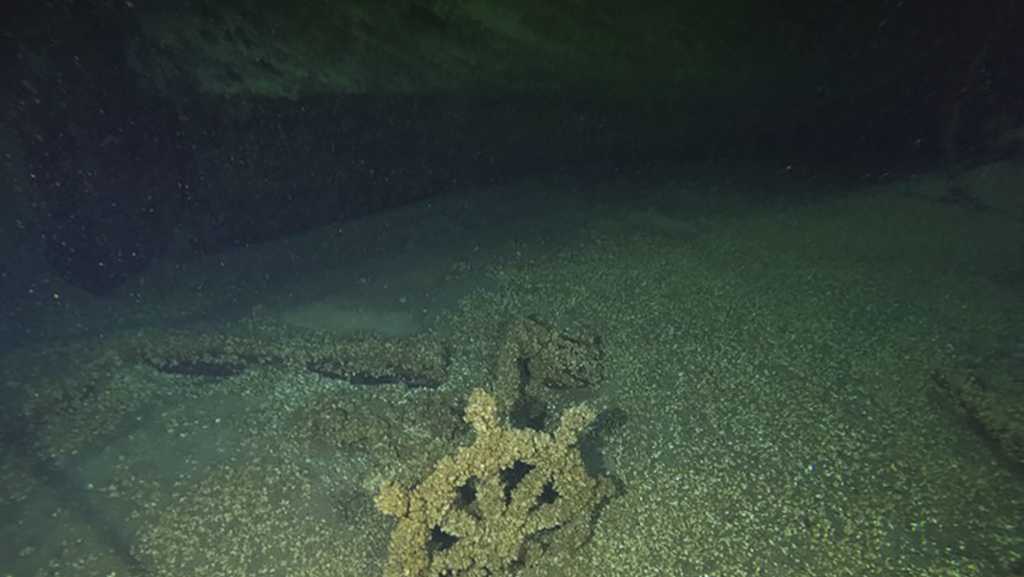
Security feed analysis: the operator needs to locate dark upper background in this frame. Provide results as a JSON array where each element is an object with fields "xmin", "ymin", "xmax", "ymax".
[{"xmin": 1, "ymin": 0, "xmax": 1021, "ymax": 295}]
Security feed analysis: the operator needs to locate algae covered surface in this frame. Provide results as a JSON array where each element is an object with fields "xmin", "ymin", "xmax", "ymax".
[{"xmin": 1, "ymin": 170, "xmax": 1022, "ymax": 577}]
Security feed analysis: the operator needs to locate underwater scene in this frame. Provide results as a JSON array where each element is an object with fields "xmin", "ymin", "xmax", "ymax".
[
  {"xmin": 2, "ymin": 167, "xmax": 1023, "ymax": 576},
  {"xmin": 2, "ymin": 1, "xmax": 1023, "ymax": 576}
]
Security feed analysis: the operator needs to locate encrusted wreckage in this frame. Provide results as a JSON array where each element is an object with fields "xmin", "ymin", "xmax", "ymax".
[{"xmin": 375, "ymin": 388, "xmax": 610, "ymax": 577}]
